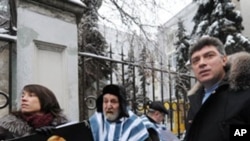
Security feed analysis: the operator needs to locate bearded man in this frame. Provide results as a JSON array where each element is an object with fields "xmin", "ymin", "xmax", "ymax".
[{"xmin": 89, "ymin": 84, "xmax": 149, "ymax": 141}]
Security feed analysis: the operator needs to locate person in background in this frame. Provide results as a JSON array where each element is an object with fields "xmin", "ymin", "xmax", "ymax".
[
  {"xmin": 89, "ymin": 84, "xmax": 149, "ymax": 141},
  {"xmin": 184, "ymin": 36, "xmax": 250, "ymax": 141},
  {"xmin": 141, "ymin": 101, "xmax": 180, "ymax": 141},
  {"xmin": 0, "ymin": 84, "xmax": 69, "ymax": 140}
]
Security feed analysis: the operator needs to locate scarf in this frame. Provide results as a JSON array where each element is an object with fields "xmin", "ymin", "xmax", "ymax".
[{"xmin": 21, "ymin": 113, "xmax": 54, "ymax": 128}]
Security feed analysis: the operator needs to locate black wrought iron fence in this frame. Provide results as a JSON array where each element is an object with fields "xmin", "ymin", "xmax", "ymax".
[
  {"xmin": 78, "ymin": 50, "xmax": 195, "ymax": 138},
  {"xmin": 0, "ymin": 92, "xmax": 9, "ymax": 109}
]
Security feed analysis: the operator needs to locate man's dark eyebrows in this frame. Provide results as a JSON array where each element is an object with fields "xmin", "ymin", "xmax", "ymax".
[
  {"xmin": 191, "ymin": 51, "xmax": 216, "ymax": 60},
  {"xmin": 204, "ymin": 51, "xmax": 216, "ymax": 55},
  {"xmin": 191, "ymin": 55, "xmax": 200, "ymax": 60}
]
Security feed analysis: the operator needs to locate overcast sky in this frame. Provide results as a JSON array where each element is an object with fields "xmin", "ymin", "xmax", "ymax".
[{"xmin": 98, "ymin": 0, "xmax": 192, "ymax": 32}]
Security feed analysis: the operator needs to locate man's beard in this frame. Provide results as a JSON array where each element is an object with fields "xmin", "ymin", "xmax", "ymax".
[{"xmin": 104, "ymin": 110, "xmax": 120, "ymax": 121}]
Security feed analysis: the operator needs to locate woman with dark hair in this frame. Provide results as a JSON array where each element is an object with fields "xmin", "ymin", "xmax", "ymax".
[{"xmin": 0, "ymin": 84, "xmax": 68, "ymax": 140}]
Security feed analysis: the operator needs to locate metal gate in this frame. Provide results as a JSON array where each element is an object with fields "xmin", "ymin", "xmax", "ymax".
[{"xmin": 78, "ymin": 49, "xmax": 195, "ymax": 138}]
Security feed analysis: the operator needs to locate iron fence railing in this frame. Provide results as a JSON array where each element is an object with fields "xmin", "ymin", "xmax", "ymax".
[{"xmin": 78, "ymin": 51, "xmax": 195, "ymax": 138}]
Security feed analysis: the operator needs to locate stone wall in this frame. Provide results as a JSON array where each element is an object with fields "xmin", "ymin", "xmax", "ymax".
[
  {"xmin": 0, "ymin": 41, "xmax": 9, "ymax": 117},
  {"xmin": 13, "ymin": 0, "xmax": 85, "ymax": 121}
]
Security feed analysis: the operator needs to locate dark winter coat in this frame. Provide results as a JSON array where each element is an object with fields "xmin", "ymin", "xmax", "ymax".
[
  {"xmin": 0, "ymin": 113, "xmax": 68, "ymax": 140},
  {"xmin": 184, "ymin": 52, "xmax": 250, "ymax": 141}
]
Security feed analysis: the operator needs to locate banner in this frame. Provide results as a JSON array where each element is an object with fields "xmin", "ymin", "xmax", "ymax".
[{"xmin": 7, "ymin": 121, "xmax": 94, "ymax": 141}]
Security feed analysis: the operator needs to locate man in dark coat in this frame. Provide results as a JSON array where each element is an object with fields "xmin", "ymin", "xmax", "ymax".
[
  {"xmin": 184, "ymin": 36, "xmax": 250, "ymax": 141},
  {"xmin": 141, "ymin": 101, "xmax": 180, "ymax": 141},
  {"xmin": 141, "ymin": 101, "xmax": 169, "ymax": 141}
]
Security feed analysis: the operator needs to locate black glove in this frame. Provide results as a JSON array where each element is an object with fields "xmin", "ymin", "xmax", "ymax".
[{"xmin": 35, "ymin": 126, "xmax": 55, "ymax": 136}]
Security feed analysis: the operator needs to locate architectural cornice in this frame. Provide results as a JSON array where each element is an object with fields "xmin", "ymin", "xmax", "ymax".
[{"xmin": 24, "ymin": 0, "xmax": 86, "ymax": 16}]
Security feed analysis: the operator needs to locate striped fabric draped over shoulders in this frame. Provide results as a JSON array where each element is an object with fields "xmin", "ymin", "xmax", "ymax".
[
  {"xmin": 140, "ymin": 115, "xmax": 158, "ymax": 131},
  {"xmin": 141, "ymin": 115, "xmax": 161, "ymax": 140},
  {"xmin": 89, "ymin": 110, "xmax": 149, "ymax": 141}
]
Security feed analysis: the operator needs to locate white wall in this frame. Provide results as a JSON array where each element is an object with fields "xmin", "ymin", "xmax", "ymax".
[{"xmin": 16, "ymin": 1, "xmax": 79, "ymax": 121}]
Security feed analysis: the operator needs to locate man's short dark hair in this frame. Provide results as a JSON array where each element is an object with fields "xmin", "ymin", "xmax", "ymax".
[{"xmin": 189, "ymin": 36, "xmax": 226, "ymax": 60}]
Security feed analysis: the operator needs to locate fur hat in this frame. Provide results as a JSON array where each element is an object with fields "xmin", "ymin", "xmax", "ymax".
[{"xmin": 96, "ymin": 84, "xmax": 129, "ymax": 118}]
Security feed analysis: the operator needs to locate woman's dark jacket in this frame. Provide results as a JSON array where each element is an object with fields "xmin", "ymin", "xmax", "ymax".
[
  {"xmin": 0, "ymin": 113, "xmax": 68, "ymax": 140},
  {"xmin": 185, "ymin": 52, "xmax": 250, "ymax": 141}
]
